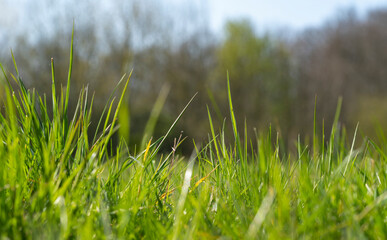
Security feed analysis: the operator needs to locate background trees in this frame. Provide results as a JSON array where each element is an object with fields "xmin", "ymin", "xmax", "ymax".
[
  {"xmin": 292, "ymin": 8, "xmax": 387, "ymax": 140},
  {"xmin": 210, "ymin": 20, "xmax": 295, "ymax": 142},
  {"xmin": 1, "ymin": 1, "xmax": 387, "ymax": 152}
]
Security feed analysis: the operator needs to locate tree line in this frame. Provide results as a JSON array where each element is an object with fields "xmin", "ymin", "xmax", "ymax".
[{"xmin": 1, "ymin": 1, "xmax": 387, "ymax": 153}]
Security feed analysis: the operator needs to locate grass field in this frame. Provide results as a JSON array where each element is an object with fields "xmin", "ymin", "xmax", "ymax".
[{"xmin": 0, "ymin": 34, "xmax": 386, "ymax": 240}]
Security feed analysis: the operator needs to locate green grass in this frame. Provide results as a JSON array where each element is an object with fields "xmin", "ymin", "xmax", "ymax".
[{"xmin": 0, "ymin": 34, "xmax": 386, "ymax": 240}]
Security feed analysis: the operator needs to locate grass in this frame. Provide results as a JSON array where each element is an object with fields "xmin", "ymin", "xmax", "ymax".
[{"xmin": 0, "ymin": 33, "xmax": 386, "ymax": 240}]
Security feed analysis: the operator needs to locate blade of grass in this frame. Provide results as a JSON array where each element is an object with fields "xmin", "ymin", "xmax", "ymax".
[
  {"xmin": 150, "ymin": 92, "xmax": 197, "ymax": 159},
  {"xmin": 227, "ymin": 72, "xmax": 242, "ymax": 161},
  {"xmin": 245, "ymin": 188, "xmax": 275, "ymax": 239},
  {"xmin": 140, "ymin": 84, "xmax": 169, "ymax": 150},
  {"xmin": 172, "ymin": 154, "xmax": 196, "ymax": 240},
  {"xmin": 64, "ymin": 23, "xmax": 74, "ymax": 116}
]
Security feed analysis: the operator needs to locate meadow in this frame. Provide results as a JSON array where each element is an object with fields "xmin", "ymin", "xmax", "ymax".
[{"xmin": 0, "ymin": 34, "xmax": 386, "ymax": 239}]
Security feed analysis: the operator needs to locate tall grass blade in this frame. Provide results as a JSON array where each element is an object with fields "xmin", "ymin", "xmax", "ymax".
[
  {"xmin": 227, "ymin": 72, "xmax": 242, "ymax": 160},
  {"xmin": 245, "ymin": 188, "xmax": 275, "ymax": 239},
  {"xmin": 64, "ymin": 23, "xmax": 74, "ymax": 116},
  {"xmin": 150, "ymin": 92, "xmax": 197, "ymax": 158},
  {"xmin": 140, "ymin": 84, "xmax": 169, "ymax": 150}
]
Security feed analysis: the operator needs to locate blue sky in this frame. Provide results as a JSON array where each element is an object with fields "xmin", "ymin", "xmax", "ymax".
[
  {"xmin": 206, "ymin": 0, "xmax": 387, "ymax": 32},
  {"xmin": 1, "ymin": 0, "xmax": 387, "ymax": 45},
  {"xmin": 2, "ymin": 1, "xmax": 387, "ymax": 32}
]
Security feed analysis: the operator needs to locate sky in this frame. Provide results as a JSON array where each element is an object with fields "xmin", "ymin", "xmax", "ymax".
[
  {"xmin": 1, "ymin": 0, "xmax": 387, "ymax": 46},
  {"xmin": 2, "ymin": 1, "xmax": 387, "ymax": 32},
  {"xmin": 205, "ymin": 0, "xmax": 387, "ymax": 32}
]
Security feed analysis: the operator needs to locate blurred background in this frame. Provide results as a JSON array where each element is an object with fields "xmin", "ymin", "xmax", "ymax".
[{"xmin": 1, "ymin": 0, "xmax": 387, "ymax": 153}]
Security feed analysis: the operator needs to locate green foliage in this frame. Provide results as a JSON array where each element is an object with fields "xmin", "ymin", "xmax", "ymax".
[
  {"xmin": 0, "ymin": 36, "xmax": 386, "ymax": 240},
  {"xmin": 212, "ymin": 20, "xmax": 294, "ymax": 139}
]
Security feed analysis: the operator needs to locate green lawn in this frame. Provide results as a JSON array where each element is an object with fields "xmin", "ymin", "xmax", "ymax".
[{"xmin": 0, "ymin": 34, "xmax": 386, "ymax": 240}]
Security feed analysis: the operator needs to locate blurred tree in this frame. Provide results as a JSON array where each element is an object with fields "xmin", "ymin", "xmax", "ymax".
[
  {"xmin": 211, "ymin": 20, "xmax": 295, "ymax": 141},
  {"xmin": 293, "ymin": 8, "xmax": 387, "ymax": 139},
  {"xmin": 0, "ymin": 0, "xmax": 215, "ymax": 154},
  {"xmin": 5, "ymin": 0, "xmax": 387, "ymax": 153},
  {"xmin": 128, "ymin": 28, "xmax": 217, "ymax": 153}
]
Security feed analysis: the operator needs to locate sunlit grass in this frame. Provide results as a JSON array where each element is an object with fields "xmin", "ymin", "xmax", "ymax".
[{"xmin": 0, "ymin": 32, "xmax": 386, "ymax": 239}]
